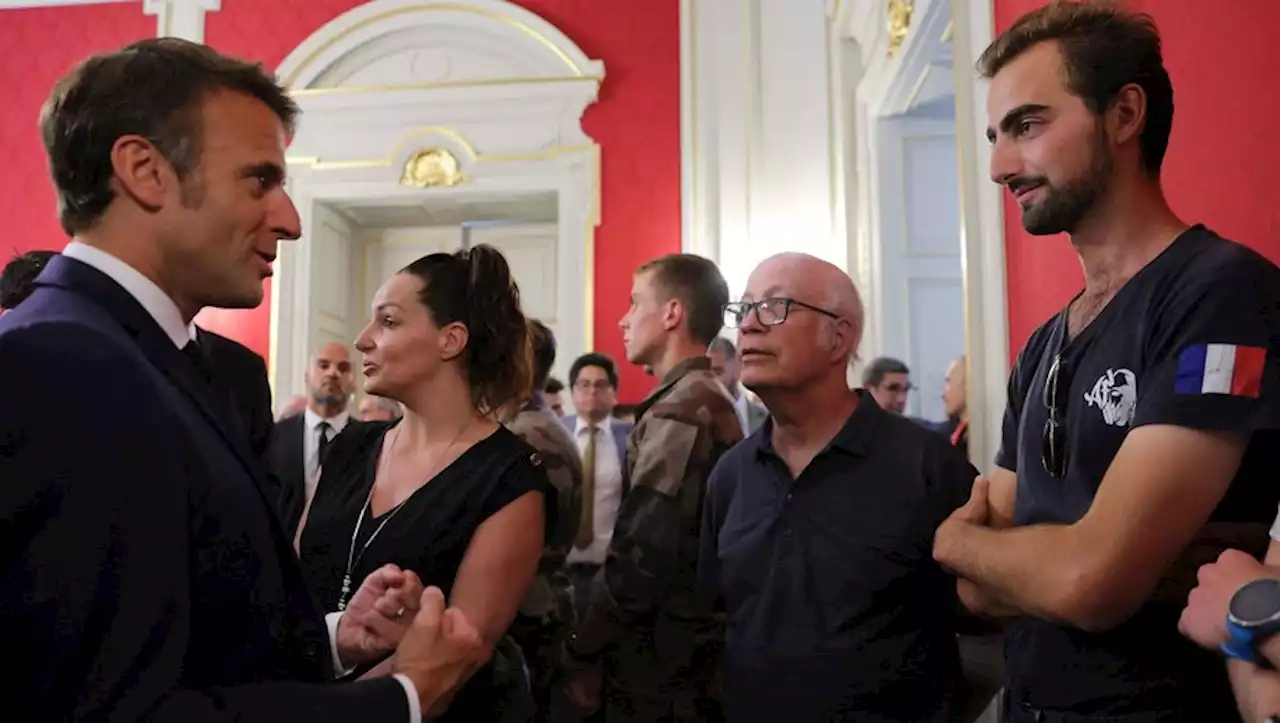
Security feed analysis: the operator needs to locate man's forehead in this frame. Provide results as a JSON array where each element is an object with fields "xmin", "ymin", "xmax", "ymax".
[
  {"xmin": 987, "ymin": 42, "xmax": 1069, "ymax": 119},
  {"xmin": 314, "ymin": 345, "xmax": 349, "ymax": 364},
  {"xmin": 199, "ymin": 92, "xmax": 289, "ymax": 153}
]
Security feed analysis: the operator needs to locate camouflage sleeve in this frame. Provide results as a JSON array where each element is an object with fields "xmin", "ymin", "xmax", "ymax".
[{"xmin": 574, "ymin": 412, "xmax": 708, "ymax": 656}]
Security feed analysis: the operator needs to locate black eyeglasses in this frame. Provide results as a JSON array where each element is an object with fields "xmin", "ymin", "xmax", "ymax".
[
  {"xmin": 722, "ymin": 297, "xmax": 840, "ymax": 329},
  {"xmin": 1041, "ymin": 315, "xmax": 1072, "ymax": 479}
]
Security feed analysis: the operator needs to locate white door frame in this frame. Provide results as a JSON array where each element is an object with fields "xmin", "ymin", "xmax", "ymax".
[
  {"xmin": 269, "ymin": 0, "xmax": 603, "ymax": 403},
  {"xmin": 838, "ymin": 0, "xmax": 1008, "ymax": 465}
]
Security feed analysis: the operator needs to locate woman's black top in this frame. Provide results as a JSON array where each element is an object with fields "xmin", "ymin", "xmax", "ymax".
[{"xmin": 299, "ymin": 420, "xmax": 549, "ymax": 722}]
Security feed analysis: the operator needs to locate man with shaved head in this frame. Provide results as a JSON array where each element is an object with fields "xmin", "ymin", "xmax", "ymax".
[
  {"xmin": 270, "ymin": 340, "xmax": 358, "ymax": 536},
  {"xmin": 698, "ymin": 252, "xmax": 979, "ymax": 722}
]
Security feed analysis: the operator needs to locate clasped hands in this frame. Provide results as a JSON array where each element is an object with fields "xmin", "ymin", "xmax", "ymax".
[
  {"xmin": 335, "ymin": 564, "xmax": 491, "ymax": 711},
  {"xmin": 934, "ymin": 476, "xmax": 1278, "ymax": 660}
]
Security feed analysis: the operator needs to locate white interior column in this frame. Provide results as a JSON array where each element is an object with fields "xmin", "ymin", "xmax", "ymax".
[
  {"xmin": 685, "ymin": 0, "xmax": 845, "ymax": 299},
  {"xmin": 144, "ymin": 0, "xmax": 220, "ymax": 42}
]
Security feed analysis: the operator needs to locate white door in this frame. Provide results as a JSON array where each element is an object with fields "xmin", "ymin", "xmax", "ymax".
[
  {"xmin": 308, "ymin": 202, "xmax": 357, "ymax": 349},
  {"xmin": 468, "ymin": 223, "xmax": 566, "ymax": 382},
  {"xmin": 872, "ymin": 117, "xmax": 965, "ymax": 421}
]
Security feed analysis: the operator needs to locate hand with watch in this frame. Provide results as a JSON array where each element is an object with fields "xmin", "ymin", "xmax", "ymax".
[
  {"xmin": 1224, "ymin": 578, "xmax": 1280, "ymax": 667},
  {"xmin": 1179, "ymin": 549, "xmax": 1278, "ymax": 658}
]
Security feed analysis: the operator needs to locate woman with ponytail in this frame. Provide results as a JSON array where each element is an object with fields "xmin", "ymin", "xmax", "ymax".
[{"xmin": 296, "ymin": 244, "xmax": 549, "ymax": 721}]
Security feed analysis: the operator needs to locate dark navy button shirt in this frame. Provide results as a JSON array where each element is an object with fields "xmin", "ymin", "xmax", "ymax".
[{"xmin": 698, "ymin": 391, "xmax": 977, "ymax": 723}]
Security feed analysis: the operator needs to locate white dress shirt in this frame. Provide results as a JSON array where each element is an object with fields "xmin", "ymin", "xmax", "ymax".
[
  {"xmin": 567, "ymin": 415, "xmax": 625, "ymax": 566},
  {"xmin": 303, "ymin": 406, "xmax": 351, "ymax": 498},
  {"xmin": 62, "ymin": 242, "xmax": 420, "ymax": 722}
]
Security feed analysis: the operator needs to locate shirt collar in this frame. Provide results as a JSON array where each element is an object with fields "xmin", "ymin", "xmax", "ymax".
[
  {"xmin": 304, "ymin": 406, "xmax": 350, "ymax": 432},
  {"xmin": 62, "ymin": 241, "xmax": 191, "ymax": 349},
  {"xmin": 575, "ymin": 414, "xmax": 613, "ymax": 436},
  {"xmin": 752, "ymin": 388, "xmax": 880, "ymax": 461},
  {"xmin": 635, "ymin": 356, "xmax": 713, "ymax": 421}
]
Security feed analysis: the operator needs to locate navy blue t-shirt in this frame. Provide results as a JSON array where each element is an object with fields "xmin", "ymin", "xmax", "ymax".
[{"xmin": 996, "ymin": 225, "xmax": 1280, "ymax": 718}]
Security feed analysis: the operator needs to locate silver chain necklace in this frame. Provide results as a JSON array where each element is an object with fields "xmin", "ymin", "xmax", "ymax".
[{"xmin": 336, "ymin": 420, "xmax": 472, "ymax": 611}]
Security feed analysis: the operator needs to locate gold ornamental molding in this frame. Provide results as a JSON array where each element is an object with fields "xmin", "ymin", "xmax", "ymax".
[
  {"xmin": 886, "ymin": 0, "xmax": 913, "ymax": 58},
  {"xmin": 399, "ymin": 148, "xmax": 465, "ymax": 188}
]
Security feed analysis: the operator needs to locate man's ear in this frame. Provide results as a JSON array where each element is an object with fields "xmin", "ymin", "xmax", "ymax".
[
  {"xmin": 1107, "ymin": 82, "xmax": 1148, "ymax": 150},
  {"xmin": 830, "ymin": 318, "xmax": 861, "ymax": 364},
  {"xmin": 110, "ymin": 134, "xmax": 177, "ymax": 213},
  {"xmin": 662, "ymin": 298, "xmax": 683, "ymax": 333}
]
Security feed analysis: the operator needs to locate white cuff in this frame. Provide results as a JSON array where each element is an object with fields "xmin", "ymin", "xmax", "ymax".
[
  {"xmin": 325, "ymin": 611, "xmax": 354, "ymax": 678},
  {"xmin": 1271, "ymin": 506, "xmax": 1280, "ymax": 541},
  {"xmin": 394, "ymin": 673, "xmax": 423, "ymax": 723}
]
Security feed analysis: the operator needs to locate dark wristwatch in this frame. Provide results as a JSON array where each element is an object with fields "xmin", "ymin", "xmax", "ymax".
[{"xmin": 1223, "ymin": 578, "xmax": 1280, "ymax": 665}]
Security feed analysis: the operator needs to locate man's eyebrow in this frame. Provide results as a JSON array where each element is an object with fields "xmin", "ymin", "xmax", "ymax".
[{"xmin": 986, "ymin": 103, "xmax": 1050, "ymax": 142}]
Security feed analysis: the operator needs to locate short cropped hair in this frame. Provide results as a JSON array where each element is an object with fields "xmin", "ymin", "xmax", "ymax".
[
  {"xmin": 861, "ymin": 356, "xmax": 910, "ymax": 388},
  {"xmin": 41, "ymin": 37, "xmax": 299, "ymax": 235},
  {"xmin": 708, "ymin": 336, "xmax": 736, "ymax": 358},
  {"xmin": 636, "ymin": 254, "xmax": 729, "ymax": 347},
  {"xmin": 569, "ymin": 352, "xmax": 619, "ymax": 390}
]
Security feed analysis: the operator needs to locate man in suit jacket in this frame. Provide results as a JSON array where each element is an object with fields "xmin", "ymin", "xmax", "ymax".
[
  {"xmin": 561, "ymin": 352, "xmax": 633, "ymax": 619},
  {"xmin": 708, "ymin": 336, "xmax": 769, "ymax": 435},
  {"xmin": 200, "ymin": 327, "xmax": 281, "ymax": 496},
  {"xmin": 272, "ymin": 340, "xmax": 357, "ymax": 537},
  {"xmin": 0, "ymin": 37, "xmax": 483, "ymax": 722},
  {"xmin": 4, "ymin": 255, "xmax": 282, "ymax": 506}
]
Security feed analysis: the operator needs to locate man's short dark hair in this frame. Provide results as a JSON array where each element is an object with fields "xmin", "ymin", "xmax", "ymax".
[
  {"xmin": 636, "ymin": 254, "xmax": 729, "ymax": 347},
  {"xmin": 569, "ymin": 352, "xmax": 619, "ymax": 390},
  {"xmin": 40, "ymin": 37, "xmax": 300, "ymax": 236},
  {"xmin": 977, "ymin": 0, "xmax": 1173, "ymax": 175},
  {"xmin": 0, "ymin": 250, "xmax": 57, "ymax": 309},
  {"xmin": 861, "ymin": 356, "xmax": 910, "ymax": 388},
  {"xmin": 708, "ymin": 336, "xmax": 736, "ymax": 358},
  {"xmin": 529, "ymin": 319, "xmax": 556, "ymax": 392},
  {"xmin": 544, "ymin": 377, "xmax": 565, "ymax": 395}
]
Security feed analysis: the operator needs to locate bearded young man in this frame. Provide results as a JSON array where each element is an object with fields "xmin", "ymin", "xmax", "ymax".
[{"xmin": 930, "ymin": 3, "xmax": 1280, "ymax": 721}]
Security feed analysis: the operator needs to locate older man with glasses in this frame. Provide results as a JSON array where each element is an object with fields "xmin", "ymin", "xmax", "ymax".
[{"xmin": 697, "ymin": 252, "xmax": 979, "ymax": 723}]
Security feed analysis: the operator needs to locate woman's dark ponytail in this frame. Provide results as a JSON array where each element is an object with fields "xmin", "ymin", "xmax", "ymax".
[{"xmin": 459, "ymin": 244, "xmax": 532, "ymax": 413}]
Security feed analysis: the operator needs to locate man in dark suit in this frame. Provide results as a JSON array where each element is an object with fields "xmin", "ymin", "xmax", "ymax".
[
  {"xmin": 0, "ymin": 38, "xmax": 484, "ymax": 722},
  {"xmin": 3, "ymin": 252, "xmax": 281, "ymax": 502},
  {"xmin": 200, "ymin": 327, "xmax": 281, "ymax": 496},
  {"xmin": 272, "ymin": 340, "xmax": 357, "ymax": 537}
]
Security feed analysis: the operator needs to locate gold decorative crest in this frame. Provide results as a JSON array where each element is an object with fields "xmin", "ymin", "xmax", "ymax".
[
  {"xmin": 399, "ymin": 148, "xmax": 464, "ymax": 188},
  {"xmin": 886, "ymin": 0, "xmax": 913, "ymax": 58}
]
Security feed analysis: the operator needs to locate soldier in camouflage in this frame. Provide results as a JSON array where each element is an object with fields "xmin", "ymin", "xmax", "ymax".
[
  {"xmin": 504, "ymin": 320, "xmax": 583, "ymax": 722},
  {"xmin": 565, "ymin": 254, "xmax": 743, "ymax": 723}
]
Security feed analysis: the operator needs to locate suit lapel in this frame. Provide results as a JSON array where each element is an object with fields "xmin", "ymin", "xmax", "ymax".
[{"xmin": 39, "ymin": 257, "xmax": 261, "ymax": 482}]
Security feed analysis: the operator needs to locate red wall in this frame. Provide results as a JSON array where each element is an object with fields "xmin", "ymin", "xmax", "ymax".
[
  {"xmin": 996, "ymin": 0, "xmax": 1280, "ymax": 357},
  {"xmin": 0, "ymin": 5, "xmax": 152, "ymax": 264},
  {"xmin": 0, "ymin": 0, "xmax": 680, "ymax": 404}
]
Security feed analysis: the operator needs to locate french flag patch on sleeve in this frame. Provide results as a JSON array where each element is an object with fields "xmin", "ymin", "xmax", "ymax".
[{"xmin": 1174, "ymin": 343, "xmax": 1266, "ymax": 397}]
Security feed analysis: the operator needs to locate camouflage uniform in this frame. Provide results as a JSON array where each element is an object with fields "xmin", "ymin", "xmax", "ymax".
[
  {"xmin": 506, "ymin": 395, "xmax": 583, "ymax": 720},
  {"xmin": 568, "ymin": 356, "xmax": 743, "ymax": 723}
]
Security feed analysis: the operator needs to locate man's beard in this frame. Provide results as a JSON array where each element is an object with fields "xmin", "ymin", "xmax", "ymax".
[
  {"xmin": 312, "ymin": 390, "xmax": 346, "ymax": 408},
  {"xmin": 1015, "ymin": 128, "xmax": 1113, "ymax": 236}
]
